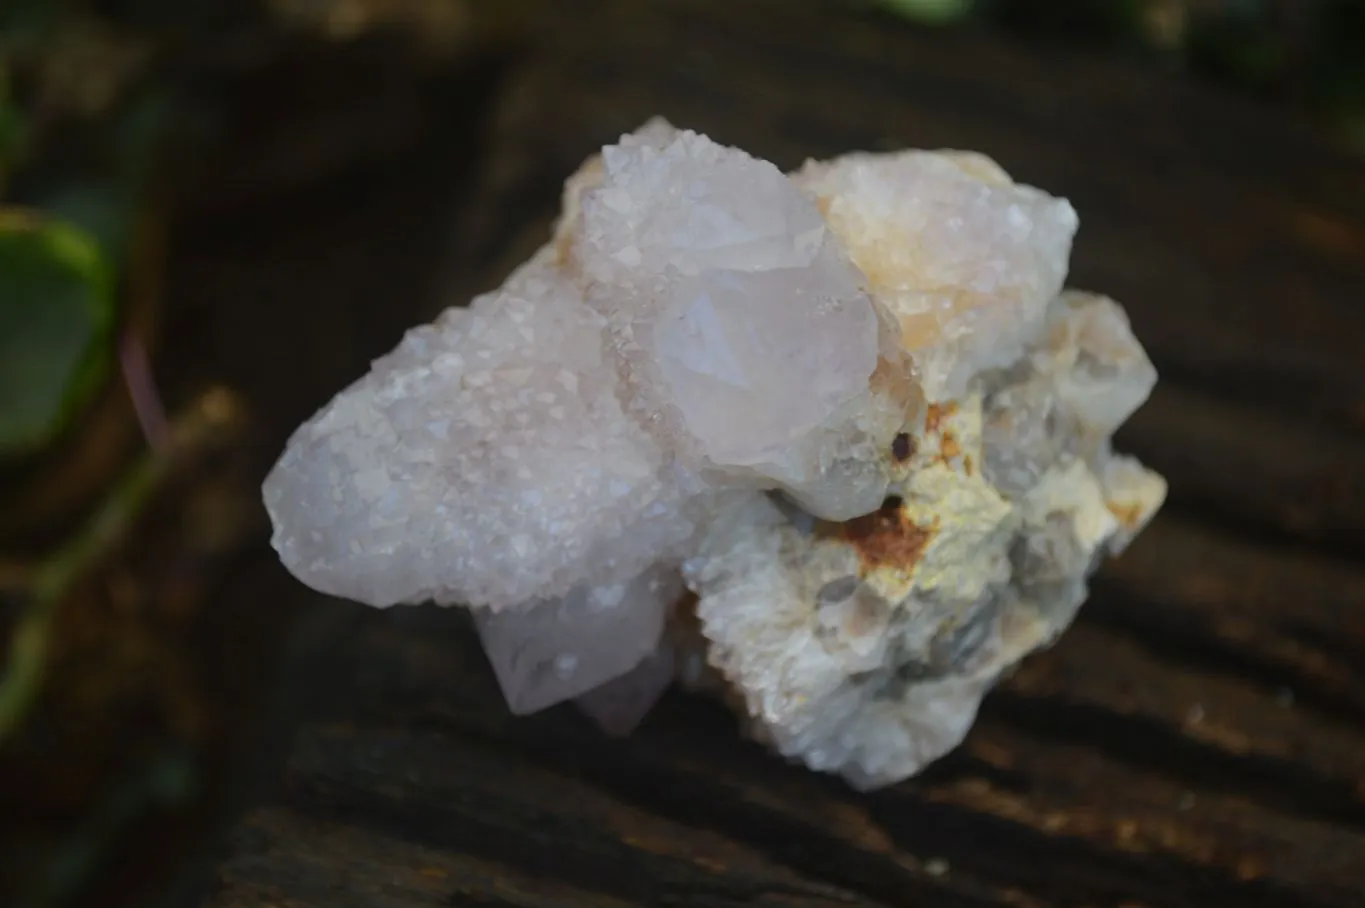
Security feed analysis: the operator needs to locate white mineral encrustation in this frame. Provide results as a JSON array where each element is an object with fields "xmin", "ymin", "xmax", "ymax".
[{"xmin": 262, "ymin": 119, "xmax": 1166, "ymax": 790}]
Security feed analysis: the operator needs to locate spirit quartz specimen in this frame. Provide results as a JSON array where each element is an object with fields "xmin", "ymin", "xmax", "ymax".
[{"xmin": 263, "ymin": 119, "xmax": 1166, "ymax": 790}]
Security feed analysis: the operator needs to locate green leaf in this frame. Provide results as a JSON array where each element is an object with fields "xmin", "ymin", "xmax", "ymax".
[{"xmin": 0, "ymin": 210, "xmax": 116, "ymax": 456}]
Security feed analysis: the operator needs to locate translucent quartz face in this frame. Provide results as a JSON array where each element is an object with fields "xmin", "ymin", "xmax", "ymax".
[
  {"xmin": 794, "ymin": 151, "xmax": 1079, "ymax": 402},
  {"xmin": 263, "ymin": 119, "xmax": 1164, "ymax": 789},
  {"xmin": 650, "ymin": 261, "xmax": 879, "ymax": 468}
]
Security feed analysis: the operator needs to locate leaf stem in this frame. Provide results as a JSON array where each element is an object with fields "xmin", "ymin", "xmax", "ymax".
[{"xmin": 0, "ymin": 387, "xmax": 242, "ymax": 744}]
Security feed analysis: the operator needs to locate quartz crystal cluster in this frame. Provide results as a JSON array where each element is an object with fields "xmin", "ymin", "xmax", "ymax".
[{"xmin": 263, "ymin": 119, "xmax": 1166, "ymax": 790}]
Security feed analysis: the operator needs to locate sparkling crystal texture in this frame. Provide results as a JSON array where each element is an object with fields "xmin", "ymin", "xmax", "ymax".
[{"xmin": 263, "ymin": 121, "xmax": 1165, "ymax": 790}]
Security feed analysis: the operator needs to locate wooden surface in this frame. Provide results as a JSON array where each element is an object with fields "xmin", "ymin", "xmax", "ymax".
[{"xmin": 195, "ymin": 2, "xmax": 1365, "ymax": 906}]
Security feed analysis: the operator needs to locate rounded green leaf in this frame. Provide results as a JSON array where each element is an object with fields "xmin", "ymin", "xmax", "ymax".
[{"xmin": 0, "ymin": 210, "xmax": 116, "ymax": 456}]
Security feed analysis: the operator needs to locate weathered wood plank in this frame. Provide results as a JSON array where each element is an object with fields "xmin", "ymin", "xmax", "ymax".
[
  {"xmin": 1116, "ymin": 387, "xmax": 1365, "ymax": 554},
  {"xmin": 205, "ymin": 512, "xmax": 1365, "ymax": 908},
  {"xmin": 945, "ymin": 724, "xmax": 1365, "ymax": 903},
  {"xmin": 1095, "ymin": 516, "xmax": 1365, "ymax": 724},
  {"xmin": 213, "ymin": 807, "xmax": 641, "ymax": 908},
  {"xmin": 998, "ymin": 626, "xmax": 1365, "ymax": 821}
]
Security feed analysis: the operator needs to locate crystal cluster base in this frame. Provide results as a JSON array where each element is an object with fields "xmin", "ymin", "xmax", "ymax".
[{"xmin": 263, "ymin": 119, "xmax": 1165, "ymax": 790}]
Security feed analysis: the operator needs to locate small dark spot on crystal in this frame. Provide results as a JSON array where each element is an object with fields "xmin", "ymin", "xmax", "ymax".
[
  {"xmin": 817, "ymin": 575, "xmax": 859, "ymax": 607},
  {"xmin": 929, "ymin": 597, "xmax": 998, "ymax": 671},
  {"xmin": 880, "ymin": 495, "xmax": 904, "ymax": 513},
  {"xmin": 877, "ymin": 660, "xmax": 938, "ymax": 700},
  {"xmin": 892, "ymin": 432, "xmax": 913, "ymax": 462}
]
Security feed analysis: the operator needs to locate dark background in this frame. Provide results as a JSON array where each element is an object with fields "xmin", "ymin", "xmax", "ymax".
[{"xmin": 2, "ymin": 2, "xmax": 1364, "ymax": 907}]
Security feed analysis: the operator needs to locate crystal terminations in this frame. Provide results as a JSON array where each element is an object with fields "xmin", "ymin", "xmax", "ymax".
[{"xmin": 263, "ymin": 120, "xmax": 1165, "ymax": 790}]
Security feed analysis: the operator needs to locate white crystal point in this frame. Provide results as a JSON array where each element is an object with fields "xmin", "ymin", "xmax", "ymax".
[
  {"xmin": 475, "ymin": 566, "xmax": 682, "ymax": 715},
  {"xmin": 262, "ymin": 119, "xmax": 1166, "ymax": 792},
  {"xmin": 262, "ymin": 249, "xmax": 691, "ymax": 610},
  {"xmin": 980, "ymin": 291, "xmax": 1159, "ymax": 498},
  {"xmin": 574, "ymin": 127, "xmax": 836, "ymax": 284},
  {"xmin": 1045, "ymin": 290, "xmax": 1158, "ymax": 450},
  {"xmin": 574, "ymin": 641, "xmax": 676, "ymax": 736},
  {"xmin": 650, "ymin": 263, "xmax": 877, "ymax": 468},
  {"xmin": 796, "ymin": 150, "xmax": 1078, "ymax": 401},
  {"xmin": 1099, "ymin": 454, "xmax": 1167, "ymax": 555},
  {"xmin": 561, "ymin": 127, "xmax": 903, "ymax": 517}
]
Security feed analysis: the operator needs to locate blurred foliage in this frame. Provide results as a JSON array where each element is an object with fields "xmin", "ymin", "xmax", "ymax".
[
  {"xmin": 20, "ymin": 749, "xmax": 196, "ymax": 908},
  {"xmin": 0, "ymin": 211, "xmax": 114, "ymax": 456},
  {"xmin": 0, "ymin": 3, "xmax": 490, "ymax": 907},
  {"xmin": 877, "ymin": 0, "xmax": 976, "ymax": 25},
  {"xmin": 0, "ymin": 2, "xmax": 163, "ymax": 459},
  {"xmin": 875, "ymin": 0, "xmax": 1365, "ymax": 151},
  {"xmin": 268, "ymin": 0, "xmax": 473, "ymax": 51},
  {"xmin": 1, "ymin": 5, "xmax": 220, "ymax": 908}
]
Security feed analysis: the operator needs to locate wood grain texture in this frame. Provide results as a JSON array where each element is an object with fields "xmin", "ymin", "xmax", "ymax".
[{"xmin": 198, "ymin": 1, "xmax": 1365, "ymax": 906}]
